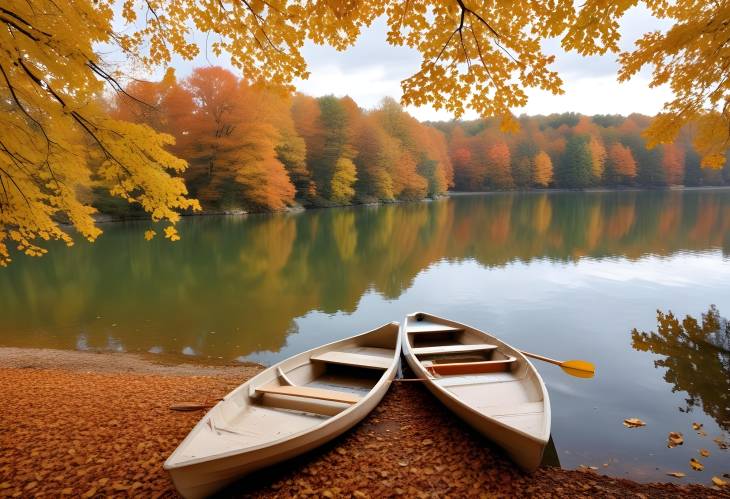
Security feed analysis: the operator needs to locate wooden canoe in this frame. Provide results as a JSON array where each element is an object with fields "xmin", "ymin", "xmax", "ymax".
[
  {"xmin": 401, "ymin": 312, "xmax": 550, "ymax": 471},
  {"xmin": 165, "ymin": 322, "xmax": 401, "ymax": 498}
]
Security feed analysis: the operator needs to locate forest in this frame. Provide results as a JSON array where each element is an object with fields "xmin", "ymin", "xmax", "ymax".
[{"xmin": 105, "ymin": 66, "xmax": 730, "ymax": 216}]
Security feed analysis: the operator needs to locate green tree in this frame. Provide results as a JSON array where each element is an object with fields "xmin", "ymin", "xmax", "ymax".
[{"xmin": 556, "ymin": 136, "xmax": 592, "ymax": 188}]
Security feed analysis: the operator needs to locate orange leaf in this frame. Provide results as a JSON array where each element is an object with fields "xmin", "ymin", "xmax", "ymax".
[
  {"xmin": 712, "ymin": 476, "xmax": 728, "ymax": 487},
  {"xmin": 667, "ymin": 432, "xmax": 684, "ymax": 448},
  {"xmin": 623, "ymin": 418, "xmax": 646, "ymax": 428}
]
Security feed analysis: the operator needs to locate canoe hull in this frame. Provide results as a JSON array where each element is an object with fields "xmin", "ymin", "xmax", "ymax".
[
  {"xmin": 404, "ymin": 354, "xmax": 546, "ymax": 471},
  {"xmin": 166, "ymin": 322, "xmax": 400, "ymax": 499},
  {"xmin": 168, "ymin": 385, "xmax": 390, "ymax": 498},
  {"xmin": 401, "ymin": 312, "xmax": 550, "ymax": 472}
]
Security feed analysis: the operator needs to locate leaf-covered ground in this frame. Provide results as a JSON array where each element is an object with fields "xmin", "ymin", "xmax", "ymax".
[{"xmin": 0, "ymin": 351, "xmax": 727, "ymax": 498}]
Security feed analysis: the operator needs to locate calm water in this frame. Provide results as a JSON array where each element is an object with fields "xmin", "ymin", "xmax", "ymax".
[{"xmin": 2, "ymin": 189, "xmax": 730, "ymax": 483}]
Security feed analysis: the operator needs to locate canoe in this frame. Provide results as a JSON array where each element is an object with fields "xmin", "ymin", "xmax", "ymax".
[
  {"xmin": 401, "ymin": 312, "xmax": 550, "ymax": 471},
  {"xmin": 165, "ymin": 322, "xmax": 401, "ymax": 498}
]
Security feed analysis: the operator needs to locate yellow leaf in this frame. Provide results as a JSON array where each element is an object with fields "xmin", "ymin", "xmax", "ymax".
[
  {"xmin": 692, "ymin": 422, "xmax": 703, "ymax": 431},
  {"xmin": 699, "ymin": 449, "xmax": 710, "ymax": 457},
  {"xmin": 667, "ymin": 472, "xmax": 686, "ymax": 478},
  {"xmin": 623, "ymin": 418, "xmax": 646, "ymax": 428},
  {"xmin": 689, "ymin": 458, "xmax": 704, "ymax": 471},
  {"xmin": 712, "ymin": 476, "xmax": 727, "ymax": 487},
  {"xmin": 667, "ymin": 432, "xmax": 684, "ymax": 448},
  {"xmin": 163, "ymin": 226, "xmax": 180, "ymax": 242},
  {"xmin": 713, "ymin": 437, "xmax": 729, "ymax": 450},
  {"xmin": 144, "ymin": 230, "xmax": 156, "ymax": 241}
]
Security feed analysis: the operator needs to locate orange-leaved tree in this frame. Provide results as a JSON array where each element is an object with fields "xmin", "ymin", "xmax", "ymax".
[
  {"xmin": 662, "ymin": 143, "xmax": 685, "ymax": 186},
  {"xmin": 607, "ymin": 143, "xmax": 638, "ymax": 184}
]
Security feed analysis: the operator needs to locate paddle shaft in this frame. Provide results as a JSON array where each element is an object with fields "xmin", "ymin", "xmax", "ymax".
[{"xmin": 520, "ymin": 351, "xmax": 562, "ymax": 367}]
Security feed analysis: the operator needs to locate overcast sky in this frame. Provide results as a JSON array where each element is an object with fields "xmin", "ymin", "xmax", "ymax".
[{"xmin": 158, "ymin": 5, "xmax": 672, "ymax": 122}]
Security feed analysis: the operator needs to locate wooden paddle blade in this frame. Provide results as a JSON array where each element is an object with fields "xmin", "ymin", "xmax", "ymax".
[
  {"xmin": 560, "ymin": 366, "xmax": 594, "ymax": 378},
  {"xmin": 562, "ymin": 359, "xmax": 595, "ymax": 373},
  {"xmin": 560, "ymin": 360, "xmax": 595, "ymax": 378}
]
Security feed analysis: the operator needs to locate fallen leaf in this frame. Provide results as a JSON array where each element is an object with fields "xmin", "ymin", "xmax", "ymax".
[
  {"xmin": 692, "ymin": 422, "xmax": 703, "ymax": 431},
  {"xmin": 667, "ymin": 472, "xmax": 686, "ymax": 478},
  {"xmin": 689, "ymin": 458, "xmax": 704, "ymax": 471},
  {"xmin": 422, "ymin": 438, "xmax": 433, "ymax": 446},
  {"xmin": 699, "ymin": 449, "xmax": 710, "ymax": 457},
  {"xmin": 697, "ymin": 430, "xmax": 708, "ymax": 437},
  {"xmin": 623, "ymin": 418, "xmax": 646, "ymax": 428},
  {"xmin": 667, "ymin": 432, "xmax": 684, "ymax": 448},
  {"xmin": 712, "ymin": 477, "xmax": 727, "ymax": 487},
  {"xmin": 712, "ymin": 437, "xmax": 728, "ymax": 450}
]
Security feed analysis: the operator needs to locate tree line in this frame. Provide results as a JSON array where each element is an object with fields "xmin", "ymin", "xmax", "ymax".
[
  {"xmin": 108, "ymin": 66, "xmax": 730, "ymax": 215},
  {"xmin": 441, "ymin": 114, "xmax": 730, "ymax": 192},
  {"xmin": 109, "ymin": 66, "xmax": 452, "ymax": 214}
]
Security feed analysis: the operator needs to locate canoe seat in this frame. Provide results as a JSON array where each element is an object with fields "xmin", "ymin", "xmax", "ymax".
[
  {"xmin": 311, "ymin": 347, "xmax": 392, "ymax": 370},
  {"xmin": 425, "ymin": 356, "xmax": 517, "ymax": 376},
  {"xmin": 407, "ymin": 324, "xmax": 463, "ymax": 334},
  {"xmin": 412, "ymin": 344, "xmax": 497, "ymax": 356},
  {"xmin": 255, "ymin": 385, "xmax": 361, "ymax": 404}
]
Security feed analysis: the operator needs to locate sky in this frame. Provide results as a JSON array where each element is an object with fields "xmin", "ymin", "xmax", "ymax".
[{"xmin": 144, "ymin": 5, "xmax": 673, "ymax": 122}]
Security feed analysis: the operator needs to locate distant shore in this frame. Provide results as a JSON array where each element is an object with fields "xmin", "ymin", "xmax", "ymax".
[
  {"xmin": 90, "ymin": 185, "xmax": 730, "ymax": 224},
  {"xmin": 0, "ymin": 347, "xmax": 725, "ymax": 497},
  {"xmin": 448, "ymin": 185, "xmax": 730, "ymax": 196}
]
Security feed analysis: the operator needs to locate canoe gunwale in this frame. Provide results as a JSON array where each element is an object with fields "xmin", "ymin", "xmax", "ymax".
[{"xmin": 164, "ymin": 321, "xmax": 402, "ymax": 471}]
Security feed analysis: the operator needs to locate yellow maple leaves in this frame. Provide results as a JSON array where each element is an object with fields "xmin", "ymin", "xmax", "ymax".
[
  {"xmin": 619, "ymin": 1, "xmax": 730, "ymax": 168},
  {"xmin": 0, "ymin": 0, "xmax": 199, "ymax": 265}
]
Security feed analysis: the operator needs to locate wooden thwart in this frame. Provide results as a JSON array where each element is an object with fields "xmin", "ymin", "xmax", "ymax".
[
  {"xmin": 426, "ymin": 357, "xmax": 516, "ymax": 376},
  {"xmin": 310, "ymin": 349, "xmax": 392, "ymax": 370},
  {"xmin": 412, "ymin": 344, "xmax": 497, "ymax": 356},
  {"xmin": 406, "ymin": 324, "xmax": 462, "ymax": 334},
  {"xmin": 255, "ymin": 384, "xmax": 361, "ymax": 404}
]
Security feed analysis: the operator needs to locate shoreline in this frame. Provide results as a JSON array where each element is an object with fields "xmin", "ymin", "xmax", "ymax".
[
  {"xmin": 0, "ymin": 347, "xmax": 726, "ymax": 497},
  {"xmin": 0, "ymin": 346, "xmax": 262, "ymax": 376},
  {"xmin": 89, "ymin": 185, "xmax": 730, "ymax": 224}
]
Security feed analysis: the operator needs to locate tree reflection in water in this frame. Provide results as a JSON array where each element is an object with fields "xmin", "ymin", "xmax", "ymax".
[
  {"xmin": 2, "ymin": 189, "xmax": 730, "ymax": 357},
  {"xmin": 631, "ymin": 306, "xmax": 730, "ymax": 431}
]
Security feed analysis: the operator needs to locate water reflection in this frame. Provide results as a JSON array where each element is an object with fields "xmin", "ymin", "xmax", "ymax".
[
  {"xmin": 1, "ymin": 190, "xmax": 730, "ymax": 358},
  {"xmin": 631, "ymin": 305, "xmax": 730, "ymax": 431}
]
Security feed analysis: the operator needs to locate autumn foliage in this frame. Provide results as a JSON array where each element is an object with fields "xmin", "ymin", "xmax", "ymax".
[
  {"xmin": 440, "ymin": 114, "xmax": 730, "ymax": 191},
  {"xmin": 2, "ymin": 0, "xmax": 729, "ymax": 264},
  {"xmin": 112, "ymin": 67, "xmax": 453, "ymax": 212}
]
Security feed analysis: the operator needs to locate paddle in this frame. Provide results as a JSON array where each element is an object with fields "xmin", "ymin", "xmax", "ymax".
[
  {"xmin": 520, "ymin": 351, "xmax": 595, "ymax": 378},
  {"xmin": 169, "ymin": 399, "xmax": 222, "ymax": 411}
]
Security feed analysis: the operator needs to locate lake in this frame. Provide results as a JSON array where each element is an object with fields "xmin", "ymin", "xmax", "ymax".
[{"xmin": 2, "ymin": 189, "xmax": 729, "ymax": 483}]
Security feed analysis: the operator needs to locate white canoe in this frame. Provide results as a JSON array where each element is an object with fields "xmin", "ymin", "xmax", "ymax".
[
  {"xmin": 165, "ymin": 322, "xmax": 401, "ymax": 498},
  {"xmin": 401, "ymin": 312, "xmax": 550, "ymax": 471}
]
